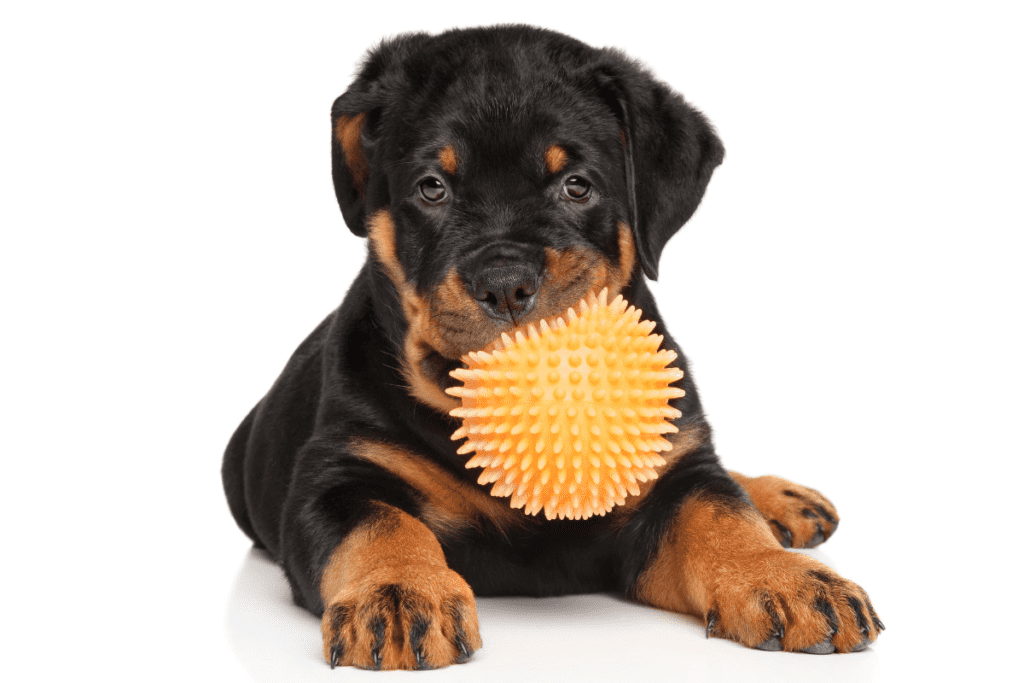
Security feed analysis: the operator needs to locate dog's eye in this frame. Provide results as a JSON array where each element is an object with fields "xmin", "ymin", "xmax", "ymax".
[
  {"xmin": 419, "ymin": 177, "xmax": 447, "ymax": 204},
  {"xmin": 562, "ymin": 176, "xmax": 591, "ymax": 202}
]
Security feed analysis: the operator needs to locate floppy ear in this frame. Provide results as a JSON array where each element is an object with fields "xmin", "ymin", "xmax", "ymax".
[
  {"xmin": 331, "ymin": 105, "xmax": 372, "ymax": 237},
  {"xmin": 332, "ymin": 77, "xmax": 387, "ymax": 238},
  {"xmin": 596, "ymin": 62, "xmax": 725, "ymax": 280},
  {"xmin": 331, "ymin": 34, "xmax": 429, "ymax": 237}
]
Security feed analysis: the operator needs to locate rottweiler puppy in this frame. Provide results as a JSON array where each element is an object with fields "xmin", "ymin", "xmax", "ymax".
[{"xmin": 222, "ymin": 25, "xmax": 883, "ymax": 670}]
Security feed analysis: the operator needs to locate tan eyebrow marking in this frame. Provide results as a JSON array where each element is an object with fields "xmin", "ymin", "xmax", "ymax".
[
  {"xmin": 438, "ymin": 145, "xmax": 459, "ymax": 175},
  {"xmin": 544, "ymin": 144, "xmax": 568, "ymax": 174}
]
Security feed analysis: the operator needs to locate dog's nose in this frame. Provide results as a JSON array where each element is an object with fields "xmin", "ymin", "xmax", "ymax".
[
  {"xmin": 472, "ymin": 264, "xmax": 540, "ymax": 323},
  {"xmin": 464, "ymin": 242, "xmax": 543, "ymax": 324}
]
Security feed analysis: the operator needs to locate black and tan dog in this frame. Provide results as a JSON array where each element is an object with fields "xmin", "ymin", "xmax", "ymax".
[{"xmin": 222, "ymin": 25, "xmax": 883, "ymax": 670}]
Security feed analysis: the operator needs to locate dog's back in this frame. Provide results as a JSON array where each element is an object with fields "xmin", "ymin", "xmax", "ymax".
[{"xmin": 222, "ymin": 307, "xmax": 332, "ymax": 554}]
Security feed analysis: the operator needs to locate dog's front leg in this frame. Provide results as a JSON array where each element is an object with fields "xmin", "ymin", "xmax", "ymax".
[
  {"xmin": 632, "ymin": 475, "xmax": 882, "ymax": 653},
  {"xmin": 317, "ymin": 501, "xmax": 481, "ymax": 670},
  {"xmin": 278, "ymin": 438, "xmax": 482, "ymax": 671}
]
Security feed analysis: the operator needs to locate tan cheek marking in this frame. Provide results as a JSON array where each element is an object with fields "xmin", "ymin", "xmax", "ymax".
[
  {"xmin": 544, "ymin": 144, "xmax": 568, "ymax": 174},
  {"xmin": 438, "ymin": 145, "xmax": 459, "ymax": 175},
  {"xmin": 539, "ymin": 225, "xmax": 636, "ymax": 312},
  {"xmin": 403, "ymin": 268, "xmax": 480, "ymax": 413},
  {"xmin": 367, "ymin": 208, "xmax": 407, "ymax": 292},
  {"xmin": 420, "ymin": 268, "xmax": 485, "ymax": 357},
  {"xmin": 336, "ymin": 113, "xmax": 369, "ymax": 197},
  {"xmin": 403, "ymin": 339, "xmax": 460, "ymax": 413},
  {"xmin": 349, "ymin": 438, "xmax": 527, "ymax": 538},
  {"xmin": 367, "ymin": 210, "xmax": 457, "ymax": 413},
  {"xmin": 542, "ymin": 245, "xmax": 606, "ymax": 295},
  {"xmin": 610, "ymin": 222, "xmax": 637, "ymax": 294}
]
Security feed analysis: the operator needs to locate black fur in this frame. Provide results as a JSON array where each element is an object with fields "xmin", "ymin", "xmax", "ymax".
[
  {"xmin": 222, "ymin": 25, "xmax": 745, "ymax": 621},
  {"xmin": 770, "ymin": 520, "xmax": 794, "ymax": 548}
]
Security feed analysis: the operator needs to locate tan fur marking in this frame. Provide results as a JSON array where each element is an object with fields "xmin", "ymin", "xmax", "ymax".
[
  {"xmin": 611, "ymin": 222, "xmax": 637, "ymax": 293},
  {"xmin": 366, "ymin": 211, "xmax": 640, "ymax": 416},
  {"xmin": 405, "ymin": 340, "xmax": 461, "ymax": 412},
  {"xmin": 540, "ymin": 222, "xmax": 636, "ymax": 310},
  {"xmin": 319, "ymin": 502, "xmax": 448, "ymax": 605},
  {"xmin": 542, "ymin": 245, "xmax": 609, "ymax": 306},
  {"xmin": 438, "ymin": 145, "xmax": 459, "ymax": 175},
  {"xmin": 635, "ymin": 494, "xmax": 879, "ymax": 652},
  {"xmin": 636, "ymin": 496, "xmax": 778, "ymax": 617},
  {"xmin": 729, "ymin": 471, "xmax": 840, "ymax": 548},
  {"xmin": 367, "ymin": 209, "xmax": 407, "ymax": 292},
  {"xmin": 335, "ymin": 113, "xmax": 369, "ymax": 197},
  {"xmin": 319, "ymin": 503, "xmax": 482, "ymax": 669},
  {"xmin": 350, "ymin": 438, "xmax": 526, "ymax": 537},
  {"xmin": 367, "ymin": 210, "xmax": 459, "ymax": 413},
  {"xmin": 544, "ymin": 144, "xmax": 568, "ymax": 174}
]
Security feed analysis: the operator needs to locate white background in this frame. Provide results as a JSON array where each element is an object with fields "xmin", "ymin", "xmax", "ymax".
[{"xmin": 3, "ymin": 1, "xmax": 1022, "ymax": 681}]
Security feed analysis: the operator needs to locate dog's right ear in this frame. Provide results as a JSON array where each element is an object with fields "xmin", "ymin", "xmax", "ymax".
[
  {"xmin": 332, "ymin": 78, "xmax": 386, "ymax": 238},
  {"xmin": 331, "ymin": 105, "xmax": 372, "ymax": 237},
  {"xmin": 331, "ymin": 34, "xmax": 429, "ymax": 237}
]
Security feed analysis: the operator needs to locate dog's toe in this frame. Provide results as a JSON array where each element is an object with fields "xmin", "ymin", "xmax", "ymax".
[
  {"xmin": 849, "ymin": 638, "xmax": 870, "ymax": 653},
  {"xmin": 756, "ymin": 636, "xmax": 784, "ymax": 651},
  {"xmin": 805, "ymin": 524, "xmax": 826, "ymax": 548},
  {"xmin": 801, "ymin": 640, "xmax": 837, "ymax": 654}
]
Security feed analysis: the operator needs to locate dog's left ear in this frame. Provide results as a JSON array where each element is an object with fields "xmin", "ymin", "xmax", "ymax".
[{"xmin": 595, "ymin": 61, "xmax": 725, "ymax": 280}]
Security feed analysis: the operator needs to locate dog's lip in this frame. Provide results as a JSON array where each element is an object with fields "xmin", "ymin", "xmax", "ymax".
[{"xmin": 455, "ymin": 288, "xmax": 604, "ymax": 359}]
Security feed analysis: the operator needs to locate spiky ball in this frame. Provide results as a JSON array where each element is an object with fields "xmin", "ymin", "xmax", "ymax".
[{"xmin": 446, "ymin": 289, "xmax": 685, "ymax": 521}]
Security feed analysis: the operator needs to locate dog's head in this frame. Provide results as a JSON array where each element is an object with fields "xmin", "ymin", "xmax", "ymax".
[{"xmin": 331, "ymin": 26, "xmax": 723, "ymax": 411}]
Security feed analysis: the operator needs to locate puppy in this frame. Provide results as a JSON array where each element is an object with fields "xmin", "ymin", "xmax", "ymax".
[{"xmin": 222, "ymin": 25, "xmax": 883, "ymax": 670}]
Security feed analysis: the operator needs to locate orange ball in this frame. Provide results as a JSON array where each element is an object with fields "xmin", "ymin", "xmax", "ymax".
[{"xmin": 446, "ymin": 289, "xmax": 685, "ymax": 520}]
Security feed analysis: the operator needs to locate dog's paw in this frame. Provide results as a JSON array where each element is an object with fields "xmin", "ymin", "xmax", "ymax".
[
  {"xmin": 704, "ymin": 551, "xmax": 883, "ymax": 653},
  {"xmin": 736, "ymin": 474, "xmax": 839, "ymax": 548},
  {"xmin": 321, "ymin": 564, "xmax": 481, "ymax": 670}
]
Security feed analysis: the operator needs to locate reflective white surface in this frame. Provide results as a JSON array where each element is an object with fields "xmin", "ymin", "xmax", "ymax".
[{"xmin": 225, "ymin": 546, "xmax": 890, "ymax": 683}]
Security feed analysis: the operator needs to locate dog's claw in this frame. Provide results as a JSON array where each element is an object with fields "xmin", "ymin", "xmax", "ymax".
[
  {"xmin": 453, "ymin": 636, "xmax": 471, "ymax": 664},
  {"xmin": 330, "ymin": 644, "xmax": 342, "ymax": 669},
  {"xmin": 864, "ymin": 597, "xmax": 885, "ymax": 631},
  {"xmin": 409, "ymin": 614, "xmax": 430, "ymax": 669},
  {"xmin": 705, "ymin": 608, "xmax": 719, "ymax": 639}
]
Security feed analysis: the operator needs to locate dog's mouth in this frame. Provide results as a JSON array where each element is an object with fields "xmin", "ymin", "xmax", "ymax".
[
  {"xmin": 419, "ymin": 350, "xmax": 467, "ymax": 393},
  {"xmin": 415, "ymin": 245, "xmax": 621, "ymax": 396},
  {"xmin": 415, "ymin": 302, "xmax": 563, "ymax": 396}
]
